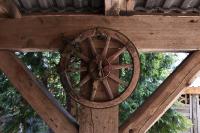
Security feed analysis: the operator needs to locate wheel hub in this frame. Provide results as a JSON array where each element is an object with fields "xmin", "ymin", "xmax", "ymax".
[{"xmin": 89, "ymin": 57, "xmax": 111, "ymax": 80}]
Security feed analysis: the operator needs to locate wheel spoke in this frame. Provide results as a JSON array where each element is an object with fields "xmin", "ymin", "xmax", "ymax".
[
  {"xmin": 108, "ymin": 73, "xmax": 123, "ymax": 84},
  {"xmin": 110, "ymin": 64, "xmax": 133, "ymax": 70},
  {"xmin": 102, "ymin": 79, "xmax": 114, "ymax": 100},
  {"xmin": 90, "ymin": 80, "xmax": 99, "ymax": 101},
  {"xmin": 88, "ymin": 37, "xmax": 97, "ymax": 56},
  {"xmin": 73, "ymin": 51, "xmax": 90, "ymax": 62},
  {"xmin": 66, "ymin": 67, "xmax": 87, "ymax": 73},
  {"xmin": 101, "ymin": 36, "xmax": 111, "ymax": 59},
  {"xmin": 108, "ymin": 73, "xmax": 128, "ymax": 86},
  {"xmin": 108, "ymin": 47, "xmax": 126, "ymax": 63},
  {"xmin": 80, "ymin": 74, "xmax": 91, "ymax": 87}
]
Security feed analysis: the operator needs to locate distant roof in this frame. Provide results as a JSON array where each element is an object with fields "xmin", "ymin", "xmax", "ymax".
[
  {"xmin": 14, "ymin": 0, "xmax": 200, "ymax": 15},
  {"xmin": 135, "ymin": 0, "xmax": 200, "ymax": 14},
  {"xmin": 14, "ymin": 0, "xmax": 104, "ymax": 14}
]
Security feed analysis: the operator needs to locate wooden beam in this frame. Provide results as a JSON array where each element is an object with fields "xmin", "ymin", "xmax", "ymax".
[
  {"xmin": 105, "ymin": 0, "xmax": 120, "ymax": 15},
  {"xmin": 105, "ymin": 0, "xmax": 135, "ymax": 15},
  {"xmin": 79, "ymin": 107, "xmax": 119, "ymax": 133},
  {"xmin": 126, "ymin": 0, "xmax": 135, "ymax": 12},
  {"xmin": 0, "ymin": 1, "xmax": 21, "ymax": 18},
  {"xmin": 0, "ymin": 51, "xmax": 78, "ymax": 133},
  {"xmin": 1, "ymin": 15, "xmax": 200, "ymax": 52},
  {"xmin": 191, "ymin": 95, "xmax": 200, "ymax": 133},
  {"xmin": 119, "ymin": 0, "xmax": 135, "ymax": 15},
  {"xmin": 119, "ymin": 51, "xmax": 200, "ymax": 133},
  {"xmin": 79, "ymin": 46, "xmax": 119, "ymax": 133},
  {"xmin": 184, "ymin": 87, "xmax": 200, "ymax": 94}
]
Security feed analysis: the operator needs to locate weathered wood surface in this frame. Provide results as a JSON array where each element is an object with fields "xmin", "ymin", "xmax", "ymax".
[
  {"xmin": 184, "ymin": 87, "xmax": 200, "ymax": 95},
  {"xmin": 119, "ymin": 51, "xmax": 200, "ymax": 133},
  {"xmin": 105, "ymin": 0, "xmax": 120, "ymax": 15},
  {"xmin": 105, "ymin": 0, "xmax": 135, "ymax": 15},
  {"xmin": 119, "ymin": 0, "xmax": 135, "ymax": 14},
  {"xmin": 0, "ymin": 51, "xmax": 78, "ymax": 133},
  {"xmin": 175, "ymin": 94, "xmax": 200, "ymax": 133},
  {"xmin": 79, "ymin": 107, "xmax": 119, "ymax": 133},
  {"xmin": 1, "ymin": 15, "xmax": 200, "ymax": 52},
  {"xmin": 191, "ymin": 95, "xmax": 200, "ymax": 133},
  {"xmin": 78, "ymin": 43, "xmax": 120, "ymax": 133},
  {"xmin": 174, "ymin": 105, "xmax": 190, "ymax": 118}
]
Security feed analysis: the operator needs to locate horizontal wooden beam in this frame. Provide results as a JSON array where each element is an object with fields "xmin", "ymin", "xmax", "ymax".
[
  {"xmin": 1, "ymin": 15, "xmax": 200, "ymax": 52},
  {"xmin": 119, "ymin": 51, "xmax": 200, "ymax": 133},
  {"xmin": 0, "ymin": 51, "xmax": 78, "ymax": 133},
  {"xmin": 184, "ymin": 87, "xmax": 200, "ymax": 94}
]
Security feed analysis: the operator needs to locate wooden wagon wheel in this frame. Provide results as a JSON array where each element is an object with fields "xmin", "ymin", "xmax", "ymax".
[{"xmin": 59, "ymin": 27, "xmax": 140, "ymax": 108}]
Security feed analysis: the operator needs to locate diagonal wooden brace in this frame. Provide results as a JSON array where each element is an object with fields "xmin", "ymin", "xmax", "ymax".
[
  {"xmin": 0, "ymin": 51, "xmax": 78, "ymax": 133},
  {"xmin": 119, "ymin": 51, "xmax": 200, "ymax": 133}
]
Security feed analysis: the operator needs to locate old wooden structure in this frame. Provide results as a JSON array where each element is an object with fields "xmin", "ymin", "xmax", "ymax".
[
  {"xmin": 1, "ymin": 0, "xmax": 200, "ymax": 133},
  {"xmin": 176, "ymin": 87, "xmax": 200, "ymax": 133}
]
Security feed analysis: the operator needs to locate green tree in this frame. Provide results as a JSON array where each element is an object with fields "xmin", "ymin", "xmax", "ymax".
[
  {"xmin": 0, "ymin": 52, "xmax": 63, "ymax": 133},
  {"xmin": 120, "ymin": 53, "xmax": 192, "ymax": 133}
]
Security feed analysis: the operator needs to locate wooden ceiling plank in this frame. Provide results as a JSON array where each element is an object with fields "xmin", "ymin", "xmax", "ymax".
[
  {"xmin": 184, "ymin": 87, "xmax": 200, "ymax": 94},
  {"xmin": 0, "ymin": 15, "xmax": 200, "ymax": 52},
  {"xmin": 119, "ymin": 51, "xmax": 200, "ymax": 133},
  {"xmin": 0, "ymin": 51, "xmax": 78, "ymax": 133}
]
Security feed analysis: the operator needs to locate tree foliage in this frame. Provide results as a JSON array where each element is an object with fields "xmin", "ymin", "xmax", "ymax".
[
  {"xmin": 0, "ymin": 52, "xmax": 192, "ymax": 133},
  {"xmin": 120, "ymin": 53, "xmax": 192, "ymax": 133}
]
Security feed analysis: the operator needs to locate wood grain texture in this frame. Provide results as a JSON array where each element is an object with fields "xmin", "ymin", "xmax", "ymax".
[
  {"xmin": 184, "ymin": 87, "xmax": 200, "ymax": 94},
  {"xmin": 78, "ymin": 46, "xmax": 119, "ymax": 133},
  {"xmin": 126, "ymin": 0, "xmax": 135, "ymax": 12},
  {"xmin": 191, "ymin": 95, "xmax": 200, "ymax": 133},
  {"xmin": 119, "ymin": 0, "xmax": 135, "ymax": 14},
  {"xmin": 0, "ymin": 51, "xmax": 78, "ymax": 133},
  {"xmin": 105, "ymin": 0, "xmax": 120, "ymax": 15},
  {"xmin": 1, "ymin": 15, "xmax": 200, "ymax": 52},
  {"xmin": 119, "ymin": 51, "xmax": 200, "ymax": 133},
  {"xmin": 106, "ymin": 0, "xmax": 135, "ymax": 15},
  {"xmin": 79, "ymin": 106, "xmax": 119, "ymax": 133}
]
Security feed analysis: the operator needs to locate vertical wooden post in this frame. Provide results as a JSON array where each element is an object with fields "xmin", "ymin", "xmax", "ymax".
[
  {"xmin": 191, "ymin": 94, "xmax": 200, "ymax": 133},
  {"xmin": 106, "ymin": 0, "xmax": 135, "ymax": 15},
  {"xmin": 190, "ymin": 94, "xmax": 193, "ymax": 133},
  {"xmin": 126, "ymin": 0, "xmax": 135, "ymax": 12},
  {"xmin": 78, "ymin": 47, "xmax": 119, "ymax": 133},
  {"xmin": 79, "ymin": 78, "xmax": 119, "ymax": 133},
  {"xmin": 79, "ymin": 106, "xmax": 118, "ymax": 133},
  {"xmin": 105, "ymin": 0, "xmax": 120, "ymax": 15}
]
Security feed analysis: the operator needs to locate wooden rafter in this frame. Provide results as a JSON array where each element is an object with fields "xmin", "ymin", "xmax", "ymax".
[
  {"xmin": 105, "ymin": 0, "xmax": 135, "ymax": 15},
  {"xmin": 0, "ymin": 15, "xmax": 200, "ymax": 52},
  {"xmin": 119, "ymin": 51, "xmax": 200, "ymax": 133},
  {"xmin": 0, "ymin": 51, "xmax": 78, "ymax": 133},
  {"xmin": 119, "ymin": 0, "xmax": 135, "ymax": 14},
  {"xmin": 184, "ymin": 87, "xmax": 200, "ymax": 94}
]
